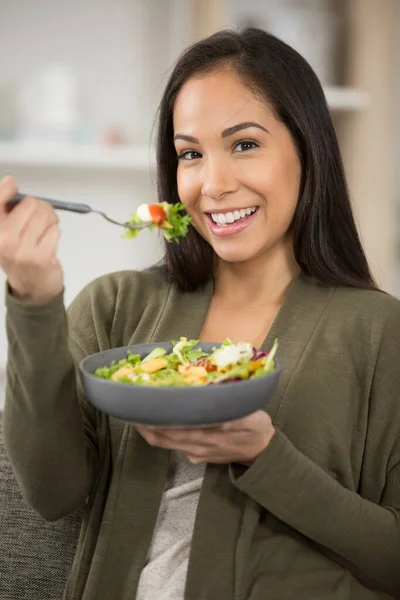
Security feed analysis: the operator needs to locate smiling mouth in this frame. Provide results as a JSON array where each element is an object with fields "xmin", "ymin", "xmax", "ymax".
[{"xmin": 206, "ymin": 206, "xmax": 258, "ymax": 226}]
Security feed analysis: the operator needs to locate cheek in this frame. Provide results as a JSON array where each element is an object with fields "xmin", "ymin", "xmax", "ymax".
[
  {"xmin": 176, "ymin": 167, "xmax": 201, "ymax": 210},
  {"xmin": 262, "ymin": 156, "xmax": 300, "ymax": 222}
]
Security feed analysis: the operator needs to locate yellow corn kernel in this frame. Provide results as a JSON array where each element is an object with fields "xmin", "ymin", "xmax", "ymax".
[{"xmin": 248, "ymin": 359, "xmax": 266, "ymax": 373}]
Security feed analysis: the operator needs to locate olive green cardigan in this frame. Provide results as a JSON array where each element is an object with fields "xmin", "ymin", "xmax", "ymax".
[{"xmin": 3, "ymin": 267, "xmax": 400, "ymax": 600}]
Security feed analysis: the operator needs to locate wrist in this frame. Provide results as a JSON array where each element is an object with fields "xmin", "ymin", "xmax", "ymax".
[
  {"xmin": 240, "ymin": 425, "xmax": 276, "ymax": 467},
  {"xmin": 10, "ymin": 289, "xmax": 48, "ymax": 306},
  {"xmin": 8, "ymin": 283, "xmax": 63, "ymax": 306},
  {"xmin": 264, "ymin": 424, "xmax": 276, "ymax": 448},
  {"xmin": 254, "ymin": 424, "xmax": 276, "ymax": 461}
]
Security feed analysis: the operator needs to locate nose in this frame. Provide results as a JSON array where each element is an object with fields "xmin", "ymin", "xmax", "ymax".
[{"xmin": 201, "ymin": 154, "xmax": 238, "ymax": 200}]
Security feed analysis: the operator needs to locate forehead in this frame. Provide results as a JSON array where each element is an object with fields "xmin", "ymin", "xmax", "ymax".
[{"xmin": 173, "ymin": 68, "xmax": 273, "ymax": 133}]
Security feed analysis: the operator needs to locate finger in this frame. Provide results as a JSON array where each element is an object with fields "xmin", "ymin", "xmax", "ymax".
[
  {"xmin": 0, "ymin": 200, "xmax": 56, "ymax": 265},
  {"xmin": 134, "ymin": 426, "xmax": 175, "ymax": 448},
  {"xmin": 0, "ymin": 176, "xmax": 18, "ymax": 217},
  {"xmin": 21, "ymin": 198, "xmax": 58, "ymax": 238},
  {"xmin": 159, "ymin": 427, "xmax": 222, "ymax": 448},
  {"xmin": 35, "ymin": 223, "xmax": 61, "ymax": 265},
  {"xmin": 2, "ymin": 196, "xmax": 44, "ymax": 237},
  {"xmin": 134, "ymin": 426, "xmax": 207, "ymax": 454},
  {"xmin": 220, "ymin": 421, "xmax": 234, "ymax": 431},
  {"xmin": 15, "ymin": 205, "xmax": 58, "ymax": 256},
  {"xmin": 133, "ymin": 426, "xmax": 162, "ymax": 447},
  {"xmin": 185, "ymin": 452, "xmax": 230, "ymax": 465},
  {"xmin": 186, "ymin": 453, "xmax": 206, "ymax": 465},
  {"xmin": 221, "ymin": 410, "xmax": 266, "ymax": 432}
]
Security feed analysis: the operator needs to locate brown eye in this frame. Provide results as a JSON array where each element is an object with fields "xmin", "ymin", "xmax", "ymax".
[
  {"xmin": 234, "ymin": 140, "xmax": 259, "ymax": 152},
  {"xmin": 178, "ymin": 150, "xmax": 202, "ymax": 160}
]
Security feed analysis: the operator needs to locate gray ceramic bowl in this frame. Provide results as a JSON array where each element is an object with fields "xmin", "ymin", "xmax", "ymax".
[{"xmin": 80, "ymin": 342, "xmax": 281, "ymax": 427}]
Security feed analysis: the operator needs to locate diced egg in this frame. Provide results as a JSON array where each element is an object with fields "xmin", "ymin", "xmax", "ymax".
[
  {"xmin": 212, "ymin": 342, "xmax": 253, "ymax": 369},
  {"xmin": 136, "ymin": 204, "xmax": 152, "ymax": 222},
  {"xmin": 138, "ymin": 373, "xmax": 150, "ymax": 382}
]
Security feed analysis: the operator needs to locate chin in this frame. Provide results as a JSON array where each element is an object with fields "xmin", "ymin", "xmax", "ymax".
[{"xmin": 211, "ymin": 242, "xmax": 260, "ymax": 265}]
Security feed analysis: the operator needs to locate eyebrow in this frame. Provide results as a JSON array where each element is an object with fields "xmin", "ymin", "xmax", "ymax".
[{"xmin": 173, "ymin": 121, "xmax": 269, "ymax": 144}]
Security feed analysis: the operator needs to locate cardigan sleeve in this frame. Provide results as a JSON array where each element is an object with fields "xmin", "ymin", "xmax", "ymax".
[
  {"xmin": 230, "ymin": 303, "xmax": 400, "ymax": 598},
  {"xmin": 3, "ymin": 284, "xmax": 103, "ymax": 520}
]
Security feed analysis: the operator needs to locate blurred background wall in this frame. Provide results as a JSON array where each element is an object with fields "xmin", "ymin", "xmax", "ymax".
[{"xmin": 0, "ymin": 0, "xmax": 399, "ymax": 406}]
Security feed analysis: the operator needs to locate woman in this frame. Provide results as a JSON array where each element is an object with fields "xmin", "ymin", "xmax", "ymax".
[{"xmin": 1, "ymin": 28, "xmax": 400, "ymax": 600}]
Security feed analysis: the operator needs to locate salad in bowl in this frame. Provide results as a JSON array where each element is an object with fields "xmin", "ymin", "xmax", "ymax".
[{"xmin": 94, "ymin": 337, "xmax": 279, "ymax": 387}]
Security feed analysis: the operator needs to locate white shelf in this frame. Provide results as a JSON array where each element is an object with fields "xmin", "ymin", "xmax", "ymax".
[
  {"xmin": 0, "ymin": 87, "xmax": 370, "ymax": 171},
  {"xmin": 0, "ymin": 143, "xmax": 156, "ymax": 170}
]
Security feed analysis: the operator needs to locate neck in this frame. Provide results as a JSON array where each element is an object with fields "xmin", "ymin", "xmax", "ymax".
[{"xmin": 213, "ymin": 241, "xmax": 300, "ymax": 308}]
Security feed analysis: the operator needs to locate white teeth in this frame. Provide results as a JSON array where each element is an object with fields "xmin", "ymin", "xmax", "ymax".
[{"xmin": 210, "ymin": 206, "xmax": 257, "ymax": 225}]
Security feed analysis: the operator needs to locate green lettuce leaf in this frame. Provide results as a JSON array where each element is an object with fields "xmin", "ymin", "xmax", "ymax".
[
  {"xmin": 186, "ymin": 349, "xmax": 209, "ymax": 362},
  {"xmin": 122, "ymin": 213, "xmax": 142, "ymax": 240},
  {"xmin": 171, "ymin": 338, "xmax": 200, "ymax": 364},
  {"xmin": 264, "ymin": 338, "xmax": 279, "ymax": 373},
  {"xmin": 162, "ymin": 203, "xmax": 193, "ymax": 243},
  {"xmin": 94, "ymin": 350, "xmax": 140, "ymax": 379},
  {"xmin": 142, "ymin": 347, "xmax": 167, "ymax": 363}
]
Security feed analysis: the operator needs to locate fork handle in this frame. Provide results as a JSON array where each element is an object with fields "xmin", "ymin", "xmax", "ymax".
[{"xmin": 8, "ymin": 193, "xmax": 92, "ymax": 214}]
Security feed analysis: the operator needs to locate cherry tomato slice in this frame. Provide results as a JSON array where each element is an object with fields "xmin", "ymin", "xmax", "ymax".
[
  {"xmin": 193, "ymin": 358, "xmax": 217, "ymax": 372},
  {"xmin": 149, "ymin": 204, "xmax": 167, "ymax": 225}
]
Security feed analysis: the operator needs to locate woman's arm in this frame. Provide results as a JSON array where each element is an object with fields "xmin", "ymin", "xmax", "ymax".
[
  {"xmin": 230, "ymin": 307, "xmax": 400, "ymax": 597},
  {"xmin": 3, "ymin": 287, "xmax": 100, "ymax": 521},
  {"xmin": 230, "ymin": 429, "xmax": 400, "ymax": 596}
]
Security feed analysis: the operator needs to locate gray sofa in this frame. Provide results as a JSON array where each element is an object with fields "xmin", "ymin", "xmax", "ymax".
[{"xmin": 0, "ymin": 412, "xmax": 82, "ymax": 599}]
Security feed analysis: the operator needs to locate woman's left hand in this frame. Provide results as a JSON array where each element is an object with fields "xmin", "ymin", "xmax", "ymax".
[{"xmin": 133, "ymin": 410, "xmax": 275, "ymax": 465}]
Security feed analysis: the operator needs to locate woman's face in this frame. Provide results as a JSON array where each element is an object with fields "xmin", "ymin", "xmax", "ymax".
[{"xmin": 173, "ymin": 68, "xmax": 301, "ymax": 265}]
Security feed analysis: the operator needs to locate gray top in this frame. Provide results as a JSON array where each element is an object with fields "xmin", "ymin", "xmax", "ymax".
[{"xmin": 136, "ymin": 452, "xmax": 205, "ymax": 600}]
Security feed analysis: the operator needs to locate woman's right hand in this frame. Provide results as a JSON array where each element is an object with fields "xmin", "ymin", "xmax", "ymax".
[{"xmin": 0, "ymin": 176, "xmax": 64, "ymax": 303}]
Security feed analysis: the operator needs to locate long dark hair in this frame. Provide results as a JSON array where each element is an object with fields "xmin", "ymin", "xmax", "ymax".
[{"xmin": 156, "ymin": 27, "xmax": 376, "ymax": 292}]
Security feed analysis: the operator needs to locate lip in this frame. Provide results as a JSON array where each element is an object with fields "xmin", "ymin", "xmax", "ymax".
[{"xmin": 205, "ymin": 208, "xmax": 259, "ymax": 237}]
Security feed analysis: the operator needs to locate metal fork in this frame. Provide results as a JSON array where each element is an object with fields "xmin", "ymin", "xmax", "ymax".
[{"xmin": 7, "ymin": 193, "xmax": 151, "ymax": 231}]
